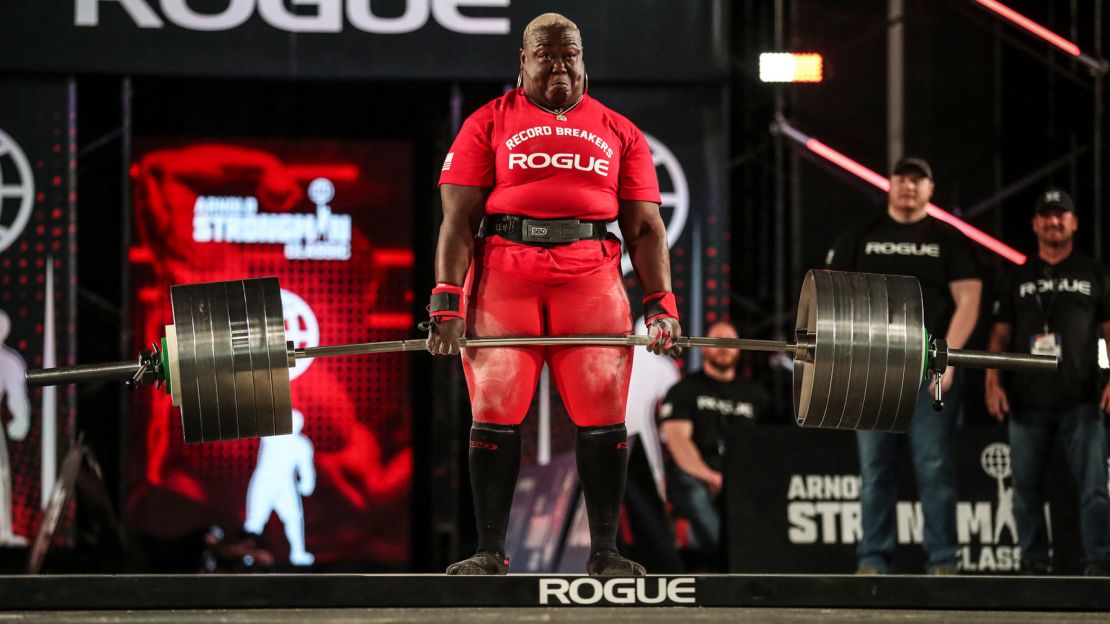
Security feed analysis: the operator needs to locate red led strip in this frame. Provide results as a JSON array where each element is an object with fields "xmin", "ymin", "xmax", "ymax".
[{"xmin": 974, "ymin": 0, "xmax": 1081, "ymax": 57}]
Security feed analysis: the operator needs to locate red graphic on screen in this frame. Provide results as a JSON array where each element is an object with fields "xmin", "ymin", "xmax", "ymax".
[{"xmin": 127, "ymin": 139, "xmax": 413, "ymax": 566}]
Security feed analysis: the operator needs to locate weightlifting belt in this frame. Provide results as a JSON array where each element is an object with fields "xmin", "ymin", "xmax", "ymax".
[{"xmin": 479, "ymin": 214, "xmax": 610, "ymax": 246}]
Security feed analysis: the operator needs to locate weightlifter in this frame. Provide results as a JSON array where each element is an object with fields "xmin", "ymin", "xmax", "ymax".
[
  {"xmin": 985, "ymin": 188, "xmax": 1110, "ymax": 575},
  {"xmin": 425, "ymin": 13, "xmax": 681, "ymax": 576},
  {"xmin": 826, "ymin": 157, "xmax": 981, "ymax": 574}
]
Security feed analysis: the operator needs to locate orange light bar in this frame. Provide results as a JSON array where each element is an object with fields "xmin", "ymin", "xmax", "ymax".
[{"xmin": 760, "ymin": 53, "xmax": 824, "ymax": 83}]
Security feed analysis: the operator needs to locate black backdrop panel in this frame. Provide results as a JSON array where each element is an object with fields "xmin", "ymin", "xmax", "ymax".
[
  {"xmin": 0, "ymin": 78, "xmax": 78, "ymax": 548},
  {"xmin": 0, "ymin": 1, "xmax": 726, "ymax": 81}
]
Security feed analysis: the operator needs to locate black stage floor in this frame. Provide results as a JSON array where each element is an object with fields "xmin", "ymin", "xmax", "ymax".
[
  {"xmin": 0, "ymin": 574, "xmax": 1107, "ymax": 622},
  {"xmin": 0, "ymin": 609, "xmax": 1108, "ymax": 623}
]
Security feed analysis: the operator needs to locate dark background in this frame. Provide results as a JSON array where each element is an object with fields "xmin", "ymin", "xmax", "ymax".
[{"xmin": 0, "ymin": 0, "xmax": 1106, "ymax": 572}]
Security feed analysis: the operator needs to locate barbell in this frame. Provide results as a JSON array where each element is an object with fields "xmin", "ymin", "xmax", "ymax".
[{"xmin": 25, "ymin": 270, "xmax": 1055, "ymax": 443}]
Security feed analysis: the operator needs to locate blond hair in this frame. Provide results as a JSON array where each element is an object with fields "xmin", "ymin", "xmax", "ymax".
[{"xmin": 522, "ymin": 13, "xmax": 581, "ymax": 46}]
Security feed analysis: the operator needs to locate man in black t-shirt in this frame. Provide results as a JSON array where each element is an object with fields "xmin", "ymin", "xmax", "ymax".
[
  {"xmin": 826, "ymin": 157, "xmax": 981, "ymax": 574},
  {"xmin": 657, "ymin": 321, "xmax": 769, "ymax": 568},
  {"xmin": 985, "ymin": 188, "xmax": 1110, "ymax": 576}
]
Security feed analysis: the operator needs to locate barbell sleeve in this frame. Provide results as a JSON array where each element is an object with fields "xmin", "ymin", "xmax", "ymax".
[
  {"xmin": 25, "ymin": 361, "xmax": 140, "ymax": 387},
  {"xmin": 946, "ymin": 348, "xmax": 1057, "ymax": 374}
]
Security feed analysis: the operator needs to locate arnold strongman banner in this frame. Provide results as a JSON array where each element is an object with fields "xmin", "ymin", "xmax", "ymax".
[
  {"xmin": 127, "ymin": 138, "xmax": 413, "ymax": 567},
  {"xmin": 725, "ymin": 425, "xmax": 1094, "ymax": 574},
  {"xmin": 0, "ymin": 78, "xmax": 79, "ymax": 548}
]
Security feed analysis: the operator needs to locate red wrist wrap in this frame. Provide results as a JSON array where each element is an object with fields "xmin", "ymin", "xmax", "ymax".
[
  {"xmin": 643, "ymin": 291, "xmax": 678, "ymax": 325},
  {"xmin": 428, "ymin": 283, "xmax": 465, "ymax": 321}
]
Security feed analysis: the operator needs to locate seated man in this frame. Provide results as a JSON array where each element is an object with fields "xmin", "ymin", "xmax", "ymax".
[{"xmin": 658, "ymin": 321, "xmax": 769, "ymax": 569}]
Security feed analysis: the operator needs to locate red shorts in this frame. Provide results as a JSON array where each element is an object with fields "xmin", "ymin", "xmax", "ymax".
[{"xmin": 461, "ymin": 261, "xmax": 633, "ymax": 427}]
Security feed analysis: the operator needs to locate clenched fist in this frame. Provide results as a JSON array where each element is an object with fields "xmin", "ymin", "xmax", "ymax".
[
  {"xmin": 647, "ymin": 317, "xmax": 683, "ymax": 356},
  {"xmin": 427, "ymin": 318, "xmax": 465, "ymax": 356}
]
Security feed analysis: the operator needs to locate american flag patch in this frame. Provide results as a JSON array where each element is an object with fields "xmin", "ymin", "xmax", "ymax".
[{"xmin": 442, "ymin": 152, "xmax": 454, "ymax": 171}]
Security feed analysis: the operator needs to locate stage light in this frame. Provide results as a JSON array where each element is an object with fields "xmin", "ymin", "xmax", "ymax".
[
  {"xmin": 973, "ymin": 0, "xmax": 1108, "ymax": 73},
  {"xmin": 974, "ymin": 0, "xmax": 1080, "ymax": 57},
  {"xmin": 760, "ymin": 53, "xmax": 824, "ymax": 83},
  {"xmin": 774, "ymin": 120, "xmax": 1027, "ymax": 265}
]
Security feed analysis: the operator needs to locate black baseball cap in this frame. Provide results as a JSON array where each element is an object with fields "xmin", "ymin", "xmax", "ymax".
[
  {"xmin": 892, "ymin": 157, "xmax": 933, "ymax": 180},
  {"xmin": 1034, "ymin": 188, "xmax": 1075, "ymax": 214}
]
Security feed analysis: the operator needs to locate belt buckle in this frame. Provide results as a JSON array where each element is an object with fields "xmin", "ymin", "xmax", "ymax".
[
  {"xmin": 521, "ymin": 219, "xmax": 569, "ymax": 243},
  {"xmin": 557, "ymin": 221, "xmax": 581, "ymax": 240}
]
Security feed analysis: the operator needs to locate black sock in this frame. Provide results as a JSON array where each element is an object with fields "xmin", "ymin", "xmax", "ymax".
[
  {"xmin": 576, "ymin": 423, "xmax": 629, "ymax": 555},
  {"xmin": 468, "ymin": 422, "xmax": 521, "ymax": 557}
]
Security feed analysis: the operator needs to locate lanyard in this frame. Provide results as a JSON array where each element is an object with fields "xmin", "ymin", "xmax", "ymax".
[{"xmin": 1031, "ymin": 259, "xmax": 1057, "ymax": 333}]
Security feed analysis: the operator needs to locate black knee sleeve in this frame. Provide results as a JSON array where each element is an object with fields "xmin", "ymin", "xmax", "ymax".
[
  {"xmin": 469, "ymin": 422, "xmax": 521, "ymax": 557},
  {"xmin": 575, "ymin": 423, "xmax": 629, "ymax": 555}
]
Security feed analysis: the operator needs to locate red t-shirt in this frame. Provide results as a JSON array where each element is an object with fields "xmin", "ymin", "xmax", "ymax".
[{"xmin": 439, "ymin": 88, "xmax": 660, "ymax": 282}]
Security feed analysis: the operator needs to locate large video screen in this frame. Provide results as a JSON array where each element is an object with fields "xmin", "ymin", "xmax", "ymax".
[{"xmin": 127, "ymin": 139, "xmax": 413, "ymax": 568}]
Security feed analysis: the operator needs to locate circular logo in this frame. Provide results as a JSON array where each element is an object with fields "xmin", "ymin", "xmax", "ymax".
[
  {"xmin": 281, "ymin": 289, "xmax": 319, "ymax": 382},
  {"xmin": 0, "ymin": 129, "xmax": 35, "ymax": 254},
  {"xmin": 980, "ymin": 442, "xmax": 1012, "ymax": 480},
  {"xmin": 307, "ymin": 178, "xmax": 334, "ymax": 206},
  {"xmin": 608, "ymin": 134, "xmax": 689, "ymax": 275}
]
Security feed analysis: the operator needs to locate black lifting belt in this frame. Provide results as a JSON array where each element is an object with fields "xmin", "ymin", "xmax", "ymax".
[{"xmin": 479, "ymin": 214, "xmax": 610, "ymax": 246}]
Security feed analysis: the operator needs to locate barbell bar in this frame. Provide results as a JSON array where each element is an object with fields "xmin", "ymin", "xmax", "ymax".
[{"xmin": 25, "ymin": 271, "xmax": 1056, "ymax": 443}]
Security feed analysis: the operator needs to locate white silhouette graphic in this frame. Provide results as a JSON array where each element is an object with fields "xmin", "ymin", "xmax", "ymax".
[
  {"xmin": 244, "ymin": 409, "xmax": 316, "ymax": 565},
  {"xmin": 982, "ymin": 442, "xmax": 1017, "ymax": 544},
  {"xmin": 0, "ymin": 129, "xmax": 36, "ymax": 254},
  {"xmin": 0, "ymin": 309, "xmax": 30, "ymax": 545},
  {"xmin": 625, "ymin": 316, "xmax": 682, "ymax": 497},
  {"xmin": 280, "ymin": 289, "xmax": 319, "ymax": 382}
]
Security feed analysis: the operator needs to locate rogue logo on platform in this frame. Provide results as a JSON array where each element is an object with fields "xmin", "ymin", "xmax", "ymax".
[
  {"xmin": 539, "ymin": 577, "xmax": 696, "ymax": 606},
  {"xmin": 75, "ymin": 0, "xmax": 511, "ymax": 34}
]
